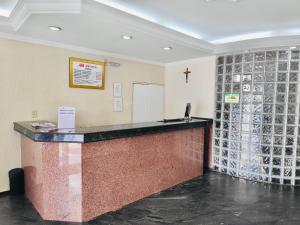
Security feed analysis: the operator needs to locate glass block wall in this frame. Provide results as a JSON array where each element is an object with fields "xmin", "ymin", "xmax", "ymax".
[{"xmin": 213, "ymin": 48, "xmax": 300, "ymax": 185}]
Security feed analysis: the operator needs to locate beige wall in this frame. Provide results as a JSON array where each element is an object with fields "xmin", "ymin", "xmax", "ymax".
[
  {"xmin": 165, "ymin": 56, "xmax": 216, "ymax": 119},
  {"xmin": 0, "ymin": 38, "xmax": 164, "ymax": 192}
]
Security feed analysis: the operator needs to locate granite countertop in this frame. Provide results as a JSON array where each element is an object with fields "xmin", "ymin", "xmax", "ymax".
[{"xmin": 13, "ymin": 118, "xmax": 212, "ymax": 143}]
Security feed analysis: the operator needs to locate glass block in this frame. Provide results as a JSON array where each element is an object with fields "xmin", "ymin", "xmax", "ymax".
[
  {"xmin": 235, "ymin": 54, "xmax": 243, "ymax": 63},
  {"xmin": 273, "ymin": 158, "xmax": 281, "ymax": 166},
  {"xmin": 224, "ymin": 103, "xmax": 230, "ymax": 112},
  {"xmin": 253, "ymin": 114, "xmax": 262, "ymax": 123},
  {"xmin": 275, "ymin": 115, "xmax": 285, "ymax": 124},
  {"xmin": 272, "ymin": 178, "xmax": 281, "ymax": 184},
  {"xmin": 241, "ymin": 133, "xmax": 250, "ymax": 142},
  {"xmin": 229, "ymin": 160, "xmax": 237, "ymax": 169},
  {"xmin": 242, "ymin": 84, "xmax": 251, "ymax": 92},
  {"xmin": 252, "ymin": 124, "xmax": 261, "ymax": 134},
  {"xmin": 223, "ymin": 140, "xmax": 229, "ymax": 148},
  {"xmin": 277, "ymin": 83, "xmax": 286, "ymax": 93},
  {"xmin": 265, "ymin": 61, "xmax": 276, "ymax": 72},
  {"xmin": 217, "ymin": 84, "xmax": 223, "ymax": 92},
  {"xmin": 216, "ymin": 93, "xmax": 222, "ymax": 102},
  {"xmin": 253, "ymin": 95, "xmax": 263, "ymax": 103},
  {"xmin": 234, "ymin": 64, "xmax": 242, "ymax": 73},
  {"xmin": 289, "ymin": 83, "xmax": 298, "ymax": 93},
  {"xmin": 226, "ymin": 55, "xmax": 233, "ymax": 64},
  {"xmin": 273, "ymin": 147, "xmax": 282, "ymax": 156},
  {"xmin": 230, "ymin": 141, "xmax": 240, "ymax": 150},
  {"xmin": 279, "ymin": 50, "xmax": 289, "ymax": 60},
  {"xmin": 215, "ymin": 139, "xmax": 220, "ymax": 146},
  {"xmin": 214, "ymin": 157, "xmax": 219, "ymax": 164},
  {"xmin": 242, "ymin": 104, "xmax": 251, "ymax": 113},
  {"xmin": 215, "ymin": 129, "xmax": 221, "ymax": 138},
  {"xmin": 216, "ymin": 102, "xmax": 222, "ymax": 111},
  {"xmin": 285, "ymin": 158, "xmax": 294, "ymax": 167},
  {"xmin": 226, "ymin": 65, "xmax": 233, "ymax": 74},
  {"xmin": 266, "ymin": 51, "xmax": 277, "ymax": 61},
  {"xmin": 233, "ymin": 84, "xmax": 241, "ymax": 92},
  {"xmin": 223, "ymin": 112, "xmax": 229, "ymax": 121},
  {"xmin": 263, "ymin": 156, "xmax": 270, "ymax": 165},
  {"xmin": 286, "ymin": 147, "xmax": 294, "ymax": 156},
  {"xmin": 215, "ymin": 112, "xmax": 221, "ymax": 120},
  {"xmin": 225, "ymin": 74, "xmax": 232, "ymax": 83},
  {"xmin": 278, "ymin": 61, "xmax": 288, "ymax": 71},
  {"xmin": 253, "ymin": 104, "xmax": 262, "ymax": 113},
  {"xmin": 215, "ymin": 121, "xmax": 221, "ymax": 129},
  {"xmin": 262, "ymin": 146, "xmax": 271, "ymax": 154},
  {"xmin": 274, "ymin": 125, "xmax": 284, "ymax": 135},
  {"xmin": 223, "ymin": 131, "xmax": 229, "ymax": 139},
  {"xmin": 263, "ymin": 114, "xmax": 273, "ymax": 124},
  {"xmin": 265, "ymin": 72, "xmax": 275, "ymax": 82},
  {"xmin": 284, "ymin": 169, "xmax": 292, "ymax": 177},
  {"xmin": 242, "ymin": 124, "xmax": 250, "ymax": 132},
  {"xmin": 289, "ymin": 72, "xmax": 298, "ymax": 82},
  {"xmin": 277, "ymin": 72, "xmax": 287, "ymax": 82},
  {"xmin": 286, "ymin": 126, "xmax": 295, "ymax": 135},
  {"xmin": 262, "ymin": 166, "xmax": 269, "ymax": 175},
  {"xmin": 262, "ymin": 135, "xmax": 272, "ymax": 144},
  {"xmin": 233, "ymin": 74, "xmax": 241, "ymax": 83},
  {"xmin": 229, "ymin": 170, "xmax": 237, "ymax": 176},
  {"xmin": 264, "ymin": 94, "xmax": 274, "ymax": 103},
  {"xmin": 243, "ymin": 63, "xmax": 253, "ymax": 73},
  {"xmin": 254, "ymin": 62, "xmax": 264, "ymax": 72},
  {"xmin": 253, "ymin": 73, "xmax": 264, "ymax": 82},
  {"xmin": 242, "ymin": 114, "xmax": 250, "ymax": 123},
  {"xmin": 262, "ymin": 125, "xmax": 272, "ymax": 134},
  {"xmin": 243, "ymin": 95, "xmax": 252, "ymax": 103},
  {"xmin": 242, "ymin": 74, "xmax": 252, "ymax": 82},
  {"xmin": 230, "ymin": 132, "xmax": 239, "ymax": 140},
  {"xmin": 286, "ymin": 137, "xmax": 294, "ymax": 146},
  {"xmin": 232, "ymin": 104, "xmax": 240, "ymax": 113},
  {"xmin": 253, "ymin": 83, "xmax": 263, "ymax": 93},
  {"xmin": 225, "ymin": 84, "xmax": 231, "ymax": 92},
  {"xmin": 231, "ymin": 113, "xmax": 240, "ymax": 122},
  {"xmin": 272, "ymin": 168, "xmax": 281, "ymax": 176},
  {"xmin": 255, "ymin": 52, "xmax": 265, "ymax": 61},
  {"xmin": 276, "ymin": 94, "xmax": 286, "ymax": 103},
  {"xmin": 291, "ymin": 50, "xmax": 300, "ymax": 60},
  {"xmin": 287, "ymin": 115, "xmax": 296, "ymax": 125},
  {"xmin": 251, "ymin": 144, "xmax": 260, "ymax": 153},
  {"xmin": 288, "ymin": 94, "xmax": 297, "ymax": 104},
  {"xmin": 217, "ymin": 66, "xmax": 224, "ymax": 75},
  {"xmin": 217, "ymin": 75, "xmax": 223, "ymax": 83},
  {"xmin": 218, "ymin": 56, "xmax": 224, "ymax": 65},
  {"xmin": 290, "ymin": 61, "xmax": 299, "ymax": 71},
  {"xmin": 263, "ymin": 104, "xmax": 273, "ymax": 113},
  {"xmin": 264, "ymin": 83, "xmax": 274, "ymax": 93},
  {"xmin": 275, "ymin": 104, "xmax": 285, "ymax": 114},
  {"xmin": 222, "ymin": 159, "xmax": 228, "ymax": 167},
  {"xmin": 273, "ymin": 136, "xmax": 283, "ymax": 145},
  {"xmin": 244, "ymin": 53, "xmax": 254, "ymax": 62},
  {"xmin": 223, "ymin": 122, "xmax": 229, "ymax": 130}
]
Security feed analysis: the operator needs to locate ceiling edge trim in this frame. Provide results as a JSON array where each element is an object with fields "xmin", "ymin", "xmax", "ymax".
[{"xmin": 0, "ymin": 32, "xmax": 165, "ymax": 66}]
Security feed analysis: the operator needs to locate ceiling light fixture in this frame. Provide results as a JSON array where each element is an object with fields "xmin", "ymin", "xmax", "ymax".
[
  {"xmin": 48, "ymin": 26, "xmax": 62, "ymax": 31},
  {"xmin": 290, "ymin": 46, "xmax": 297, "ymax": 50},
  {"xmin": 122, "ymin": 35, "xmax": 133, "ymax": 40},
  {"xmin": 163, "ymin": 47, "xmax": 173, "ymax": 51}
]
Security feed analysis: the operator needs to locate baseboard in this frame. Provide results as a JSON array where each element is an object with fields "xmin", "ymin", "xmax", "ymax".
[{"xmin": 0, "ymin": 190, "xmax": 10, "ymax": 197}]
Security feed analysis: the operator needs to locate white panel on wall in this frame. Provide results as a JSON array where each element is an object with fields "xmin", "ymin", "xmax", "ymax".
[{"xmin": 132, "ymin": 83, "xmax": 164, "ymax": 123}]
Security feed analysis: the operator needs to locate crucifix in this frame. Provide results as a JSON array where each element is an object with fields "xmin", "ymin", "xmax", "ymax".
[{"xmin": 183, "ymin": 68, "xmax": 191, "ymax": 83}]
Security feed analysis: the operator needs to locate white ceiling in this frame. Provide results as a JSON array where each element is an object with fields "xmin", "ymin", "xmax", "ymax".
[{"xmin": 0, "ymin": 0, "xmax": 300, "ymax": 64}]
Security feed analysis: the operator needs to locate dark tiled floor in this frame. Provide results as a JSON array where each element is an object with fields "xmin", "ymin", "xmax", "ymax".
[{"xmin": 1, "ymin": 171, "xmax": 300, "ymax": 225}]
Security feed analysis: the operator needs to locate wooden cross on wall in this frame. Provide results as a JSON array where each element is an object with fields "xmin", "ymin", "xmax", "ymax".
[{"xmin": 183, "ymin": 68, "xmax": 191, "ymax": 83}]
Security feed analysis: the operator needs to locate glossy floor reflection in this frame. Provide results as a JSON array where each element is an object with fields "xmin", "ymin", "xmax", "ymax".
[{"xmin": 1, "ymin": 171, "xmax": 300, "ymax": 225}]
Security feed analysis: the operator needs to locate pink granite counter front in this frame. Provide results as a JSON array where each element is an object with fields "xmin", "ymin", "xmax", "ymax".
[{"xmin": 21, "ymin": 128, "xmax": 204, "ymax": 222}]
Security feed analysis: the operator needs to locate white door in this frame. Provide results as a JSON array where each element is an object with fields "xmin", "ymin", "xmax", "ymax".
[{"xmin": 132, "ymin": 83, "xmax": 164, "ymax": 123}]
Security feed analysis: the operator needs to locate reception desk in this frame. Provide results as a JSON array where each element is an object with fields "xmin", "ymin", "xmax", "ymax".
[{"xmin": 14, "ymin": 118, "xmax": 211, "ymax": 222}]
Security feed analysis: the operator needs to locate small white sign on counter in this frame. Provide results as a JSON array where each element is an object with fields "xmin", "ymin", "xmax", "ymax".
[{"xmin": 58, "ymin": 107, "xmax": 76, "ymax": 129}]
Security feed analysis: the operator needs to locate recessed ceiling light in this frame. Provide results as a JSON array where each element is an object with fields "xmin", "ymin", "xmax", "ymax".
[
  {"xmin": 48, "ymin": 26, "xmax": 62, "ymax": 31},
  {"xmin": 163, "ymin": 47, "xmax": 173, "ymax": 51},
  {"xmin": 122, "ymin": 35, "xmax": 133, "ymax": 40},
  {"xmin": 290, "ymin": 46, "xmax": 297, "ymax": 50}
]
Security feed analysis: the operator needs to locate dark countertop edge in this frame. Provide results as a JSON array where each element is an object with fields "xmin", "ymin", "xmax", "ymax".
[{"xmin": 14, "ymin": 119, "xmax": 213, "ymax": 144}]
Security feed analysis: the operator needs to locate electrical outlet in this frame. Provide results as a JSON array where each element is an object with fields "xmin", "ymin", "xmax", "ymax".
[{"xmin": 32, "ymin": 110, "xmax": 38, "ymax": 119}]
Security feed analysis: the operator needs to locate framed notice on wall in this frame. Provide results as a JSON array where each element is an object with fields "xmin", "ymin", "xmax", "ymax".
[{"xmin": 69, "ymin": 57, "xmax": 105, "ymax": 90}]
